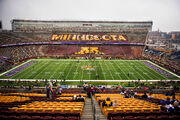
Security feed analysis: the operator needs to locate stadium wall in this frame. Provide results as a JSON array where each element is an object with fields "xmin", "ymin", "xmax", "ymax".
[{"xmin": 12, "ymin": 19, "xmax": 152, "ymax": 32}]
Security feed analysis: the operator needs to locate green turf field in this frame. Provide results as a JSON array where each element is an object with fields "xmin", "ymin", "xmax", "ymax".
[{"xmin": 0, "ymin": 59, "xmax": 179, "ymax": 80}]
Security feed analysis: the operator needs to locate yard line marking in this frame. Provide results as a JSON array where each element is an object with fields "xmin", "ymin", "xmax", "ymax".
[
  {"xmin": 104, "ymin": 61, "xmax": 115, "ymax": 80},
  {"xmin": 137, "ymin": 62, "xmax": 163, "ymax": 80},
  {"xmin": 7, "ymin": 61, "xmax": 36, "ymax": 79},
  {"xmin": 108, "ymin": 61, "xmax": 122, "ymax": 80},
  {"xmin": 114, "ymin": 61, "xmax": 130, "ymax": 80},
  {"xmin": 134, "ymin": 61, "xmax": 154, "ymax": 80},
  {"xmin": 143, "ymin": 62, "xmax": 168, "ymax": 79},
  {"xmin": 73, "ymin": 61, "xmax": 81, "ymax": 80},
  {"xmin": 16, "ymin": 61, "xmax": 41, "ymax": 79},
  {"xmin": 121, "ymin": 63, "xmax": 138, "ymax": 79},
  {"xmin": 65, "ymin": 62, "xmax": 75, "ymax": 80},
  {"xmin": 49, "ymin": 61, "xmax": 63, "ymax": 79},
  {"xmin": 125, "ymin": 61, "xmax": 146, "ymax": 80},
  {"xmin": 27, "ymin": 61, "xmax": 49, "ymax": 79},
  {"xmin": 57, "ymin": 61, "xmax": 69, "ymax": 80},
  {"xmin": 81, "ymin": 61, "xmax": 86, "ymax": 80},
  {"xmin": 32, "ymin": 61, "xmax": 51, "ymax": 79},
  {"xmin": 39, "ymin": 63, "xmax": 53, "ymax": 79},
  {"xmin": 93, "ymin": 60, "xmax": 98, "ymax": 80},
  {"xmin": 98, "ymin": 60, "xmax": 106, "ymax": 80}
]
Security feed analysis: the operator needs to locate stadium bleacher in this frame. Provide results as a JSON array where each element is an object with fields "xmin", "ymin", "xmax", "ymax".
[{"xmin": 0, "ymin": 20, "xmax": 180, "ymax": 120}]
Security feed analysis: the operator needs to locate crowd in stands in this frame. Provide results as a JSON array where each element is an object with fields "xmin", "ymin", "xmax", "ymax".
[{"xmin": 144, "ymin": 49, "xmax": 180, "ymax": 75}]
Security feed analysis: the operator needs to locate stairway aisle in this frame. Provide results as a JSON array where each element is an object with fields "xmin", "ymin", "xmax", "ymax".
[
  {"xmin": 81, "ymin": 97, "xmax": 94, "ymax": 120},
  {"xmin": 92, "ymin": 95, "xmax": 107, "ymax": 120}
]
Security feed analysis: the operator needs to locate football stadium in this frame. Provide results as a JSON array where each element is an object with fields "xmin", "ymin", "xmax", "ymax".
[{"xmin": 0, "ymin": 1, "xmax": 180, "ymax": 120}]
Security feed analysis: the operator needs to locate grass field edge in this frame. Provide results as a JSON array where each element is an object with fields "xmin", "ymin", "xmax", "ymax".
[
  {"xmin": 148, "ymin": 61, "xmax": 180, "ymax": 79},
  {"xmin": 0, "ymin": 59, "xmax": 33, "ymax": 77},
  {"xmin": 0, "ymin": 79, "xmax": 180, "ymax": 82}
]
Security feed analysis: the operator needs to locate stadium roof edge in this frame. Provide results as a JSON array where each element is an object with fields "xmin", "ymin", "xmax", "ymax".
[{"xmin": 12, "ymin": 19, "xmax": 153, "ymax": 24}]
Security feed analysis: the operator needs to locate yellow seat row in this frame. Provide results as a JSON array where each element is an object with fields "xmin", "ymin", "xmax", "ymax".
[
  {"xmin": 136, "ymin": 93, "xmax": 180, "ymax": 101},
  {"xmin": 0, "ymin": 96, "xmax": 30, "ymax": 103},
  {"xmin": 103, "ymin": 107, "xmax": 160, "ymax": 116},
  {"xmin": 59, "ymin": 93, "xmax": 87, "ymax": 97},
  {"xmin": 96, "ymin": 94, "xmax": 161, "ymax": 117},
  {"xmin": 1, "ymin": 93, "xmax": 46, "ymax": 97},
  {"xmin": 9, "ymin": 107, "xmax": 83, "ymax": 114}
]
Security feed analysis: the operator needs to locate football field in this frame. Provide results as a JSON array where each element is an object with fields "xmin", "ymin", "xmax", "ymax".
[{"xmin": 0, "ymin": 59, "xmax": 179, "ymax": 81}]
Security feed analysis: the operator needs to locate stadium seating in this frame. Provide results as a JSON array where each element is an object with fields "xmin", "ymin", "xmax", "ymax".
[
  {"xmin": 0, "ymin": 92, "xmax": 86, "ymax": 120},
  {"xmin": 95, "ymin": 93, "xmax": 180, "ymax": 120}
]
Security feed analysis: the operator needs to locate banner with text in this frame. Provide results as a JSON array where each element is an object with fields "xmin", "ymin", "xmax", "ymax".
[{"xmin": 52, "ymin": 33, "xmax": 128, "ymax": 42}]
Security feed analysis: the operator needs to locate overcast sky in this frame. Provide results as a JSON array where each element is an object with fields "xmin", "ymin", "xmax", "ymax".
[{"xmin": 0, "ymin": 0, "xmax": 180, "ymax": 32}]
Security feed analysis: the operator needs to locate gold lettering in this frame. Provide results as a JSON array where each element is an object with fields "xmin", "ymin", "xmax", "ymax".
[
  {"xmin": 77, "ymin": 35, "xmax": 80, "ymax": 40},
  {"xmin": 86, "ymin": 35, "xmax": 90, "ymax": 40},
  {"xmin": 102, "ymin": 35, "xmax": 111, "ymax": 40},
  {"xmin": 81, "ymin": 35, "xmax": 86, "ymax": 40},
  {"xmin": 89, "ymin": 35, "xmax": 94, "ymax": 40},
  {"xmin": 59, "ymin": 35, "xmax": 63, "ymax": 40},
  {"xmin": 67, "ymin": 35, "xmax": 71, "ymax": 40},
  {"xmin": 63, "ymin": 34, "xmax": 68, "ymax": 40},
  {"xmin": 119, "ymin": 35, "xmax": 127, "ymax": 41},
  {"xmin": 72, "ymin": 34, "xmax": 77, "ymax": 40},
  {"xmin": 51, "ymin": 34, "xmax": 57, "ymax": 40},
  {"xmin": 110, "ymin": 35, "xmax": 117, "ymax": 40},
  {"xmin": 94, "ymin": 35, "xmax": 100, "ymax": 40}
]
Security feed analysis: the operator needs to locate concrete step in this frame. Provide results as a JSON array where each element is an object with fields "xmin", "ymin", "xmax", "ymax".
[{"xmin": 81, "ymin": 97, "xmax": 94, "ymax": 120}]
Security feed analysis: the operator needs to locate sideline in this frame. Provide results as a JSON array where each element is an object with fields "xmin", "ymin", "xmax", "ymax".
[
  {"xmin": 0, "ymin": 59, "xmax": 32, "ymax": 76},
  {"xmin": 0, "ymin": 79, "xmax": 179, "ymax": 82},
  {"xmin": 148, "ymin": 61, "xmax": 180, "ymax": 79}
]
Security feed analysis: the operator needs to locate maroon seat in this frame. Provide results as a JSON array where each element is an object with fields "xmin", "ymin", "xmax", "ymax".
[
  {"xmin": 19, "ymin": 115, "xmax": 31, "ymax": 120},
  {"xmin": 43, "ymin": 116, "xmax": 55, "ymax": 120},
  {"xmin": 67, "ymin": 116, "xmax": 79, "ymax": 120},
  {"xmin": 30, "ymin": 116, "xmax": 41, "ymax": 120},
  {"xmin": 146, "ymin": 115, "xmax": 157, "ymax": 120},
  {"xmin": 111, "ymin": 116, "xmax": 123, "ymax": 120},
  {"xmin": 55, "ymin": 116, "xmax": 65, "ymax": 120}
]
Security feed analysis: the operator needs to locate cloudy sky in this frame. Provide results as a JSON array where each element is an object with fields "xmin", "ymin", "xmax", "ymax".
[{"xmin": 0, "ymin": 0, "xmax": 179, "ymax": 32}]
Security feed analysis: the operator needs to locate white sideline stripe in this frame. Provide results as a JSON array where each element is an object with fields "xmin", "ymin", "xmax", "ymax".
[
  {"xmin": 148, "ymin": 61, "xmax": 180, "ymax": 79},
  {"xmin": 0, "ymin": 79, "xmax": 180, "ymax": 82},
  {"xmin": 32, "ymin": 59, "xmax": 147, "ymax": 62},
  {"xmin": 0, "ymin": 59, "xmax": 32, "ymax": 76}
]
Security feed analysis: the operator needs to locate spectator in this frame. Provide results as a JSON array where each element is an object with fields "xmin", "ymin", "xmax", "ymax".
[
  {"xmin": 105, "ymin": 97, "xmax": 113, "ymax": 107},
  {"xmin": 87, "ymin": 85, "xmax": 92, "ymax": 98},
  {"xmin": 166, "ymin": 104, "xmax": 175, "ymax": 112},
  {"xmin": 166, "ymin": 91, "xmax": 171, "ymax": 96},
  {"xmin": 129, "ymin": 90, "xmax": 135, "ymax": 98},
  {"xmin": 166, "ymin": 97, "xmax": 171, "ymax": 105},
  {"xmin": 56, "ymin": 84, "xmax": 62, "ymax": 95},
  {"xmin": 170, "ymin": 95, "xmax": 176, "ymax": 104},
  {"xmin": 141, "ymin": 92, "xmax": 148, "ymax": 98},
  {"xmin": 113, "ymin": 99, "xmax": 118, "ymax": 107},
  {"xmin": 72, "ymin": 95, "xmax": 77, "ymax": 101},
  {"xmin": 148, "ymin": 92, "xmax": 153, "ymax": 99},
  {"xmin": 77, "ymin": 95, "xmax": 84, "ymax": 102},
  {"xmin": 46, "ymin": 85, "xmax": 53, "ymax": 99},
  {"xmin": 124, "ymin": 91, "xmax": 129, "ymax": 98},
  {"xmin": 173, "ymin": 101, "xmax": 180, "ymax": 112}
]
